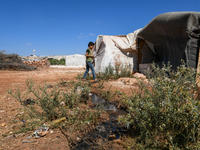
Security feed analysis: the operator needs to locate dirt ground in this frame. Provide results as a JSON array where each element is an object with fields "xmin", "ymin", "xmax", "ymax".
[
  {"xmin": 0, "ymin": 68, "xmax": 84, "ymax": 150},
  {"xmin": 0, "ymin": 67, "xmax": 137, "ymax": 150}
]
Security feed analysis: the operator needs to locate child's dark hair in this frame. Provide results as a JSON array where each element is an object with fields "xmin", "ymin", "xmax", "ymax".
[{"xmin": 88, "ymin": 41, "xmax": 94, "ymax": 47}]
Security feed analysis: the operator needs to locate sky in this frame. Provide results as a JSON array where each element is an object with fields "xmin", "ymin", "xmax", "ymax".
[{"xmin": 0, "ymin": 0, "xmax": 199, "ymax": 56}]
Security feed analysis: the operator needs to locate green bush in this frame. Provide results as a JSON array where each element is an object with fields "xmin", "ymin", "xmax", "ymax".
[
  {"xmin": 119, "ymin": 62, "xmax": 200, "ymax": 149},
  {"xmin": 59, "ymin": 58, "xmax": 65, "ymax": 65},
  {"xmin": 49, "ymin": 58, "xmax": 65, "ymax": 65}
]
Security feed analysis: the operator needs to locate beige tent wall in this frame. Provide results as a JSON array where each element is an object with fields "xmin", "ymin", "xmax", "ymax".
[{"xmin": 93, "ymin": 29, "xmax": 141, "ymax": 73}]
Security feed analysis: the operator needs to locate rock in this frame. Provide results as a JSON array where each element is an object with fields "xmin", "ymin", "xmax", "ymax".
[
  {"xmin": 129, "ymin": 78, "xmax": 138, "ymax": 85},
  {"xmin": 133, "ymin": 73, "xmax": 146, "ymax": 79},
  {"xmin": 113, "ymin": 139, "xmax": 122, "ymax": 144},
  {"xmin": 95, "ymin": 125, "xmax": 106, "ymax": 132},
  {"xmin": 117, "ymin": 78, "xmax": 138, "ymax": 85},
  {"xmin": 47, "ymin": 85, "xmax": 53, "ymax": 88},
  {"xmin": 1, "ymin": 123, "xmax": 6, "ymax": 127},
  {"xmin": 99, "ymin": 112, "xmax": 109, "ymax": 120},
  {"xmin": 50, "ymin": 130, "xmax": 53, "ymax": 133},
  {"xmin": 60, "ymin": 101, "xmax": 65, "ymax": 106},
  {"xmin": 77, "ymin": 86, "xmax": 83, "ymax": 94},
  {"xmin": 76, "ymin": 137, "xmax": 81, "ymax": 142},
  {"xmin": 23, "ymin": 59, "xmax": 50, "ymax": 68},
  {"xmin": 109, "ymin": 134, "xmax": 116, "ymax": 139}
]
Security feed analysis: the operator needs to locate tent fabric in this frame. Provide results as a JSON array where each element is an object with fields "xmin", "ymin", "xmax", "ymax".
[
  {"xmin": 138, "ymin": 12, "xmax": 200, "ymax": 69},
  {"xmin": 65, "ymin": 54, "xmax": 86, "ymax": 66},
  {"xmin": 93, "ymin": 29, "xmax": 141, "ymax": 73}
]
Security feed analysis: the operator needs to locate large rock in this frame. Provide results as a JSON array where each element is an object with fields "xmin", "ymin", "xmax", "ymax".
[
  {"xmin": 133, "ymin": 73, "xmax": 146, "ymax": 79},
  {"xmin": 117, "ymin": 77, "xmax": 149, "ymax": 86}
]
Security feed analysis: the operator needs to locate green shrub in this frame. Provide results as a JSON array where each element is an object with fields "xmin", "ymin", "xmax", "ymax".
[
  {"xmin": 49, "ymin": 58, "xmax": 65, "ymax": 65},
  {"xmin": 59, "ymin": 58, "xmax": 65, "ymax": 65},
  {"xmin": 119, "ymin": 62, "xmax": 200, "ymax": 149}
]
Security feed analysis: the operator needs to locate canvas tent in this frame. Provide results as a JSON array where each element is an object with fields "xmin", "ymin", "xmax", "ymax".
[
  {"xmin": 65, "ymin": 54, "xmax": 86, "ymax": 66},
  {"xmin": 93, "ymin": 29, "xmax": 141, "ymax": 73},
  {"xmin": 137, "ymin": 12, "xmax": 200, "ymax": 70}
]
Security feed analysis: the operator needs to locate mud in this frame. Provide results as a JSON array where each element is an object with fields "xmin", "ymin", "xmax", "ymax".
[{"xmin": 73, "ymin": 94, "xmax": 128, "ymax": 150}]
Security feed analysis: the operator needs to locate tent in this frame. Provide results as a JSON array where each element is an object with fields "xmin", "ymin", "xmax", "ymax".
[
  {"xmin": 93, "ymin": 29, "xmax": 141, "ymax": 73},
  {"xmin": 65, "ymin": 54, "xmax": 86, "ymax": 66},
  {"xmin": 137, "ymin": 12, "xmax": 200, "ymax": 70}
]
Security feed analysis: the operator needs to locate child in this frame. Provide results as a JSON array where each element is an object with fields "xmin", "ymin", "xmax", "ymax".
[{"xmin": 82, "ymin": 41, "xmax": 98, "ymax": 82}]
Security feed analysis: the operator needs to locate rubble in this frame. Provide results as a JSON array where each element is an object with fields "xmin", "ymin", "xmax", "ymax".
[
  {"xmin": 22, "ymin": 58, "xmax": 50, "ymax": 68},
  {"xmin": 133, "ymin": 72, "xmax": 147, "ymax": 79}
]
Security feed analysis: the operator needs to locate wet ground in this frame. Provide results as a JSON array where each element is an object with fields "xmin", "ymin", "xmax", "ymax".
[{"xmin": 73, "ymin": 94, "xmax": 129, "ymax": 150}]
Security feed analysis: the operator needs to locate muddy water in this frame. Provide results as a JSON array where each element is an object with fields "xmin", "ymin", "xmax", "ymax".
[{"xmin": 73, "ymin": 94, "xmax": 128, "ymax": 150}]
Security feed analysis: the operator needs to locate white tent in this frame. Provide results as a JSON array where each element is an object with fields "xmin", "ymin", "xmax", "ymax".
[
  {"xmin": 93, "ymin": 29, "xmax": 141, "ymax": 73},
  {"xmin": 65, "ymin": 54, "xmax": 86, "ymax": 66}
]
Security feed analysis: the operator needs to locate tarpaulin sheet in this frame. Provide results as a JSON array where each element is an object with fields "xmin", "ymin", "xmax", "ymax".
[
  {"xmin": 138, "ymin": 12, "xmax": 200, "ymax": 69},
  {"xmin": 93, "ymin": 29, "xmax": 141, "ymax": 73}
]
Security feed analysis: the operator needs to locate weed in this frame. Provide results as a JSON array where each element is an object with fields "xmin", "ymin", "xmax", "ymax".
[
  {"xmin": 8, "ymin": 78, "xmax": 101, "ymax": 141},
  {"xmin": 97, "ymin": 80, "xmax": 105, "ymax": 89},
  {"xmin": 119, "ymin": 62, "xmax": 200, "ymax": 149},
  {"xmin": 76, "ymin": 63, "xmax": 133, "ymax": 81},
  {"xmin": 8, "ymin": 79, "xmax": 68, "ymax": 121},
  {"xmin": 96, "ymin": 63, "xmax": 133, "ymax": 80},
  {"xmin": 100, "ymin": 85, "xmax": 112, "ymax": 100}
]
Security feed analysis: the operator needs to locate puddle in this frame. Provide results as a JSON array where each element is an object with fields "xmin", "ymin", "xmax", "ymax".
[{"xmin": 72, "ymin": 94, "xmax": 128, "ymax": 150}]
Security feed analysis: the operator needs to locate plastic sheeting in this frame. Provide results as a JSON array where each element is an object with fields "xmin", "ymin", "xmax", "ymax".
[
  {"xmin": 93, "ymin": 29, "xmax": 141, "ymax": 73},
  {"xmin": 65, "ymin": 54, "xmax": 86, "ymax": 66},
  {"xmin": 138, "ymin": 12, "xmax": 200, "ymax": 70}
]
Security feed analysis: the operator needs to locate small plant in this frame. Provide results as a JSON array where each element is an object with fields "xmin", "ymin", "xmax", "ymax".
[
  {"xmin": 8, "ymin": 79, "xmax": 68, "ymax": 121},
  {"xmin": 101, "ymin": 85, "xmax": 112, "ymax": 100},
  {"xmin": 96, "ymin": 63, "xmax": 133, "ymax": 80},
  {"xmin": 97, "ymin": 80, "xmax": 105, "ymax": 89},
  {"xmin": 119, "ymin": 62, "xmax": 200, "ymax": 149}
]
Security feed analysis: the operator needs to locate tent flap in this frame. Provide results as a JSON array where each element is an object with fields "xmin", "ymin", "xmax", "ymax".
[{"xmin": 138, "ymin": 12, "xmax": 200, "ymax": 69}]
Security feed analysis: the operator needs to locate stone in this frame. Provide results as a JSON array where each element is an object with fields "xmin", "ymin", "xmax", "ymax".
[
  {"xmin": 133, "ymin": 73, "xmax": 146, "ymax": 79},
  {"xmin": 109, "ymin": 134, "xmax": 116, "ymax": 139},
  {"xmin": 113, "ymin": 139, "xmax": 122, "ymax": 144},
  {"xmin": 95, "ymin": 125, "xmax": 106, "ymax": 132},
  {"xmin": 1, "ymin": 123, "xmax": 6, "ymax": 127}
]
